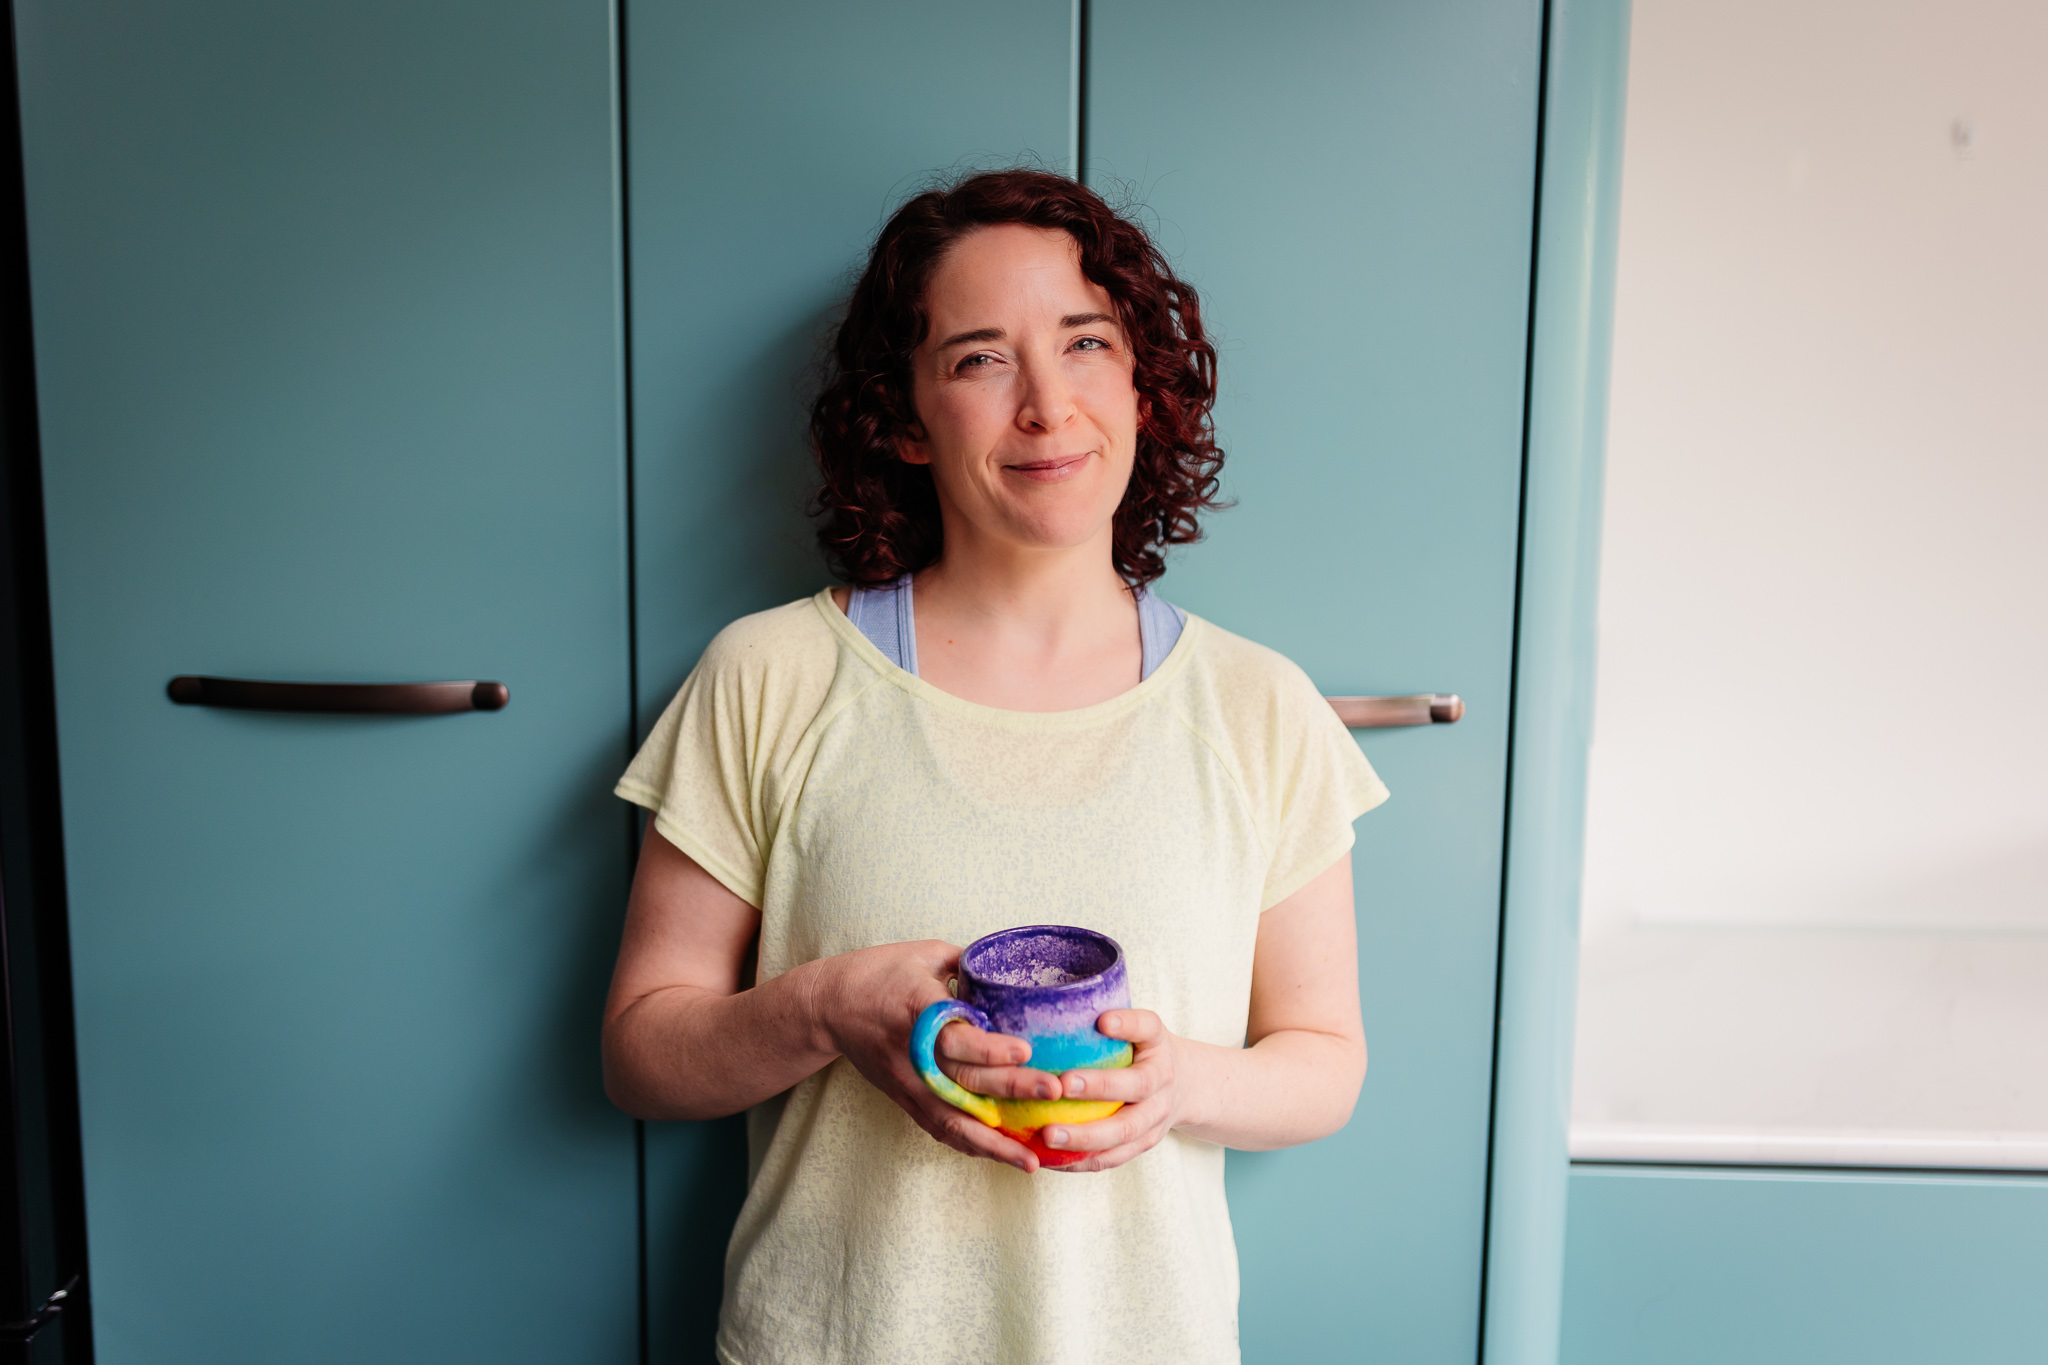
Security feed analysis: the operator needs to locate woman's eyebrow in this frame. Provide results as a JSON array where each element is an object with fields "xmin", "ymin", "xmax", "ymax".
[{"xmin": 935, "ymin": 312, "xmax": 1117, "ymax": 352}]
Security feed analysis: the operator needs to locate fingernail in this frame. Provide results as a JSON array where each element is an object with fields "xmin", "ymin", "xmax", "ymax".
[
  {"xmin": 1045, "ymin": 1128, "xmax": 1067, "ymax": 1148},
  {"xmin": 1035, "ymin": 1082, "xmax": 1055, "ymax": 1099},
  {"xmin": 1066, "ymin": 1075, "xmax": 1086, "ymax": 1096}
]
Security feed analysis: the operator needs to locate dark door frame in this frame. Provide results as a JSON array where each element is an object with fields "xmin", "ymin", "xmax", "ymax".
[{"xmin": 0, "ymin": 1, "xmax": 92, "ymax": 1358}]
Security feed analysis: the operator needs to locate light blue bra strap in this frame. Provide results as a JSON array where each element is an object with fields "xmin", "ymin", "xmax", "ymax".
[
  {"xmin": 845, "ymin": 573, "xmax": 917, "ymax": 674},
  {"xmin": 1135, "ymin": 585, "xmax": 1187, "ymax": 681}
]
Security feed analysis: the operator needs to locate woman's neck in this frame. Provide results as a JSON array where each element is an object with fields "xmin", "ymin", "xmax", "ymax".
[{"xmin": 908, "ymin": 535, "xmax": 1143, "ymax": 712}]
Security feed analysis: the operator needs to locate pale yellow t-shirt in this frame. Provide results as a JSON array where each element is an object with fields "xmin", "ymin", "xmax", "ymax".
[{"xmin": 617, "ymin": 589, "xmax": 1388, "ymax": 1365}]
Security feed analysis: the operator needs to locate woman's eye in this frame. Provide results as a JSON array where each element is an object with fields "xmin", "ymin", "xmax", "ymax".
[
  {"xmin": 956, "ymin": 353, "xmax": 997, "ymax": 371},
  {"xmin": 1071, "ymin": 336, "xmax": 1109, "ymax": 352}
]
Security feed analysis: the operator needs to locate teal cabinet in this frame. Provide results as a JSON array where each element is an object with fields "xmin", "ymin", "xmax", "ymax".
[
  {"xmin": 1562, "ymin": 1166, "xmax": 2048, "ymax": 1365},
  {"xmin": 16, "ymin": 2, "xmax": 637, "ymax": 1360},
  {"xmin": 14, "ymin": 0, "xmax": 1613, "ymax": 1359}
]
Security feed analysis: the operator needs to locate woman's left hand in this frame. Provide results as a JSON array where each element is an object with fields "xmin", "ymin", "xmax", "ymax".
[{"xmin": 1035, "ymin": 1009, "xmax": 1191, "ymax": 1173}]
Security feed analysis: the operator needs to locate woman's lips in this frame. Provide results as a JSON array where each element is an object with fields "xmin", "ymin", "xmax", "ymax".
[{"xmin": 1003, "ymin": 452, "xmax": 1092, "ymax": 482}]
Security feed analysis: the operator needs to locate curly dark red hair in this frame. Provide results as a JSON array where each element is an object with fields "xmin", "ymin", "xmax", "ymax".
[{"xmin": 808, "ymin": 169, "xmax": 1225, "ymax": 587}]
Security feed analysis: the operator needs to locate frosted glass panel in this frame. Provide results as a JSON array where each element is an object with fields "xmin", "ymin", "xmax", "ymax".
[{"xmin": 1571, "ymin": 0, "xmax": 2048, "ymax": 1167}]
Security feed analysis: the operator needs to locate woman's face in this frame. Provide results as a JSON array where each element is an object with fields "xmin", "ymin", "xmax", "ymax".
[{"xmin": 903, "ymin": 224, "xmax": 1140, "ymax": 560}]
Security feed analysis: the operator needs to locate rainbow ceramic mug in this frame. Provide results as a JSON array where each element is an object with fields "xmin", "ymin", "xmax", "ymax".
[{"xmin": 910, "ymin": 925, "xmax": 1134, "ymax": 1168}]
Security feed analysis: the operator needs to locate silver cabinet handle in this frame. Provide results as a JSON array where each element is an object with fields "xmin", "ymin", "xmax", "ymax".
[{"xmin": 1325, "ymin": 694, "xmax": 1464, "ymax": 727}]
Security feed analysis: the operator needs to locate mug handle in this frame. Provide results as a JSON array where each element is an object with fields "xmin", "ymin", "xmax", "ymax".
[{"xmin": 910, "ymin": 999, "xmax": 1001, "ymax": 1126}]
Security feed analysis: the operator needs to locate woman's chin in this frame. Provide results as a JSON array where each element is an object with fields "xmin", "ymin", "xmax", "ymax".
[
  {"xmin": 997, "ymin": 522, "xmax": 1120, "ymax": 556},
  {"xmin": 976, "ymin": 495, "xmax": 1126, "ymax": 554}
]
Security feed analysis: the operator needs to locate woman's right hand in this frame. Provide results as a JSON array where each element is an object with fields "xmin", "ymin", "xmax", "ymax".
[
  {"xmin": 603, "ymin": 833, "xmax": 1058, "ymax": 1166},
  {"xmin": 808, "ymin": 939, "xmax": 1055, "ymax": 1172}
]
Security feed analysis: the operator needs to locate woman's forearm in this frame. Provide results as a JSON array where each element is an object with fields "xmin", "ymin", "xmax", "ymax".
[
  {"xmin": 1173, "ymin": 1028, "xmax": 1367, "ymax": 1151},
  {"xmin": 603, "ymin": 959, "xmax": 838, "ymax": 1121},
  {"xmin": 1162, "ymin": 853, "xmax": 1366, "ymax": 1152}
]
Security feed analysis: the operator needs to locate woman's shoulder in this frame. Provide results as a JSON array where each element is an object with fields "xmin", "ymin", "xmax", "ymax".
[
  {"xmin": 1178, "ymin": 612, "xmax": 1330, "ymax": 714},
  {"xmin": 630, "ymin": 592, "xmax": 849, "ymax": 778},
  {"xmin": 1174, "ymin": 613, "xmax": 1389, "ymax": 856},
  {"xmin": 693, "ymin": 591, "xmax": 843, "ymax": 679}
]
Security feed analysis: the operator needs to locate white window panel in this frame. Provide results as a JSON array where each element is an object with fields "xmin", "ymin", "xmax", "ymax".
[{"xmin": 1571, "ymin": 0, "xmax": 2048, "ymax": 1168}]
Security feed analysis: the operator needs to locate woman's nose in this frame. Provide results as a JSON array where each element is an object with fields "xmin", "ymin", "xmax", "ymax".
[{"xmin": 1015, "ymin": 359, "xmax": 1076, "ymax": 432}]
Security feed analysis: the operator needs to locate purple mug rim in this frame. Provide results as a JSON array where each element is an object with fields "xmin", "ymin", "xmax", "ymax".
[{"xmin": 958, "ymin": 924, "xmax": 1126, "ymax": 996}]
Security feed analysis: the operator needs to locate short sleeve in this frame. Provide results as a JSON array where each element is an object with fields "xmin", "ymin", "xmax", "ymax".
[
  {"xmin": 1257, "ymin": 670, "xmax": 1391, "ymax": 911},
  {"xmin": 614, "ymin": 598, "xmax": 841, "ymax": 909}
]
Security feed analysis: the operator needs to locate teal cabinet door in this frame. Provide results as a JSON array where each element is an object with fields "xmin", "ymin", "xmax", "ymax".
[
  {"xmin": 620, "ymin": 3, "xmax": 1076, "ymax": 1357},
  {"xmin": 15, "ymin": 2, "xmax": 637, "ymax": 1360},
  {"xmin": 1562, "ymin": 1167, "xmax": 2048, "ymax": 1365},
  {"xmin": 1089, "ymin": 1, "xmax": 1542, "ymax": 1359}
]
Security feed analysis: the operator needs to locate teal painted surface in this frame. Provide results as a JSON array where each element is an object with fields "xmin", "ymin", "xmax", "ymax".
[
  {"xmin": 15, "ymin": 2, "xmax": 637, "ymax": 1360},
  {"xmin": 1089, "ymin": 2, "xmax": 1544, "ymax": 1358},
  {"xmin": 1561, "ymin": 1165, "xmax": 2048, "ymax": 1364},
  {"xmin": 1484, "ymin": 2, "xmax": 1630, "ymax": 1361},
  {"xmin": 620, "ymin": 3, "xmax": 1076, "ymax": 1357}
]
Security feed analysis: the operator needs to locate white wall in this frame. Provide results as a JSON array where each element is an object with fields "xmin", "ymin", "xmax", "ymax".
[{"xmin": 1571, "ymin": 0, "xmax": 2048, "ymax": 1164}]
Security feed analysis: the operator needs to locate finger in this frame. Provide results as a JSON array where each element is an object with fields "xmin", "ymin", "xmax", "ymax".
[
  {"xmin": 917, "ymin": 940, "xmax": 965, "ymax": 974},
  {"xmin": 939, "ymin": 1061, "xmax": 1062, "ymax": 1100},
  {"xmin": 888, "ymin": 1059, "xmax": 1041, "ymax": 1171},
  {"xmin": 1040, "ymin": 1101, "xmax": 1158, "ymax": 1154},
  {"xmin": 1058, "ymin": 1061, "xmax": 1162, "ymax": 1103},
  {"xmin": 1096, "ymin": 1009, "xmax": 1164, "ymax": 1046},
  {"xmin": 1050, "ymin": 1137, "xmax": 1153, "ymax": 1174},
  {"xmin": 889, "ymin": 1079, "xmax": 1032, "ymax": 1167},
  {"xmin": 937, "ymin": 1022, "xmax": 1032, "ymax": 1067},
  {"xmin": 914, "ymin": 1096, "xmax": 1040, "ymax": 1172}
]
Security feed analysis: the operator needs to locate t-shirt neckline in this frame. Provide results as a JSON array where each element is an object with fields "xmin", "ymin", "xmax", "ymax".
[{"xmin": 812, "ymin": 586, "xmax": 1199, "ymax": 731}]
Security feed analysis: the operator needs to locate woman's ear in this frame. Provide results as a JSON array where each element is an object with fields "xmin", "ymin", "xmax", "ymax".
[
  {"xmin": 890, "ymin": 379, "xmax": 930, "ymax": 463},
  {"xmin": 896, "ymin": 425, "xmax": 932, "ymax": 466}
]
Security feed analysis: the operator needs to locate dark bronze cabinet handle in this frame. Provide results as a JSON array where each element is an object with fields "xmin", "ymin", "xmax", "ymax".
[
  {"xmin": 1325, "ymin": 694, "xmax": 1464, "ymax": 728},
  {"xmin": 167, "ymin": 676, "xmax": 509, "ymax": 714}
]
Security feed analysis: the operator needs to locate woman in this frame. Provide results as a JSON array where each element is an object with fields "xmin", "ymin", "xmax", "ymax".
[{"xmin": 603, "ymin": 169, "xmax": 1387, "ymax": 1365}]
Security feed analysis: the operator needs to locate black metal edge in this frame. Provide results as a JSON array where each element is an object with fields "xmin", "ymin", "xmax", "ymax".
[
  {"xmin": 1475, "ymin": 0, "xmax": 1557, "ymax": 1358},
  {"xmin": 1074, "ymin": 0, "xmax": 1090, "ymax": 184},
  {"xmin": 0, "ymin": 0, "xmax": 91, "ymax": 1357},
  {"xmin": 610, "ymin": 2, "xmax": 649, "ymax": 1359}
]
